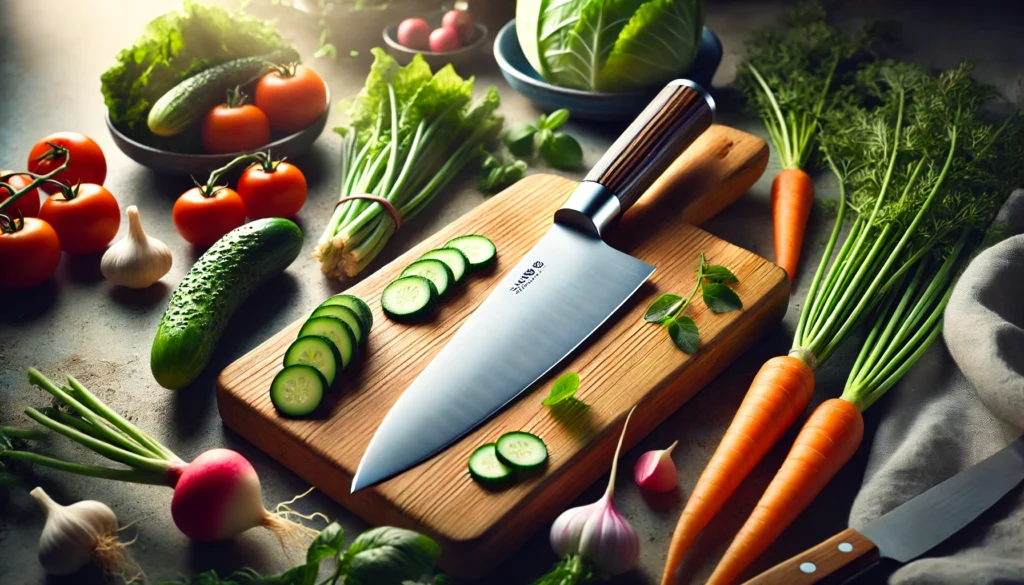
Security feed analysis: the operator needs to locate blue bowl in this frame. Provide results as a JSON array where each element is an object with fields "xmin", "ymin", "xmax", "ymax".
[{"xmin": 494, "ymin": 20, "xmax": 723, "ymax": 122}]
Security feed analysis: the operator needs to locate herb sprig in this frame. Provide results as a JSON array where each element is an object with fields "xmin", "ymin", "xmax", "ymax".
[
  {"xmin": 542, "ymin": 372, "xmax": 586, "ymax": 408},
  {"xmin": 504, "ymin": 109, "xmax": 584, "ymax": 171},
  {"xmin": 644, "ymin": 254, "xmax": 743, "ymax": 354}
]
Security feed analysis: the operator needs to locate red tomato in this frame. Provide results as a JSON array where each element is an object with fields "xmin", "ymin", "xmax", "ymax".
[
  {"xmin": 172, "ymin": 186, "xmax": 246, "ymax": 247},
  {"xmin": 237, "ymin": 162, "xmax": 308, "ymax": 220},
  {"xmin": 1, "ymin": 172, "xmax": 41, "ymax": 218},
  {"xmin": 397, "ymin": 18, "xmax": 431, "ymax": 50},
  {"xmin": 441, "ymin": 9, "xmax": 474, "ymax": 43},
  {"xmin": 27, "ymin": 132, "xmax": 107, "ymax": 194},
  {"xmin": 201, "ymin": 104, "xmax": 271, "ymax": 155},
  {"xmin": 255, "ymin": 65, "xmax": 328, "ymax": 133},
  {"xmin": 39, "ymin": 184, "xmax": 120, "ymax": 255},
  {"xmin": 429, "ymin": 26, "xmax": 461, "ymax": 53},
  {"xmin": 0, "ymin": 217, "xmax": 62, "ymax": 289}
]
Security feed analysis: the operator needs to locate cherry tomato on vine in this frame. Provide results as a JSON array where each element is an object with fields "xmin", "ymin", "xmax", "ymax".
[
  {"xmin": 0, "ymin": 217, "xmax": 62, "ymax": 289},
  {"xmin": 172, "ymin": 186, "xmax": 246, "ymax": 247},
  {"xmin": 202, "ymin": 102, "xmax": 271, "ymax": 155},
  {"xmin": 255, "ymin": 65, "xmax": 328, "ymax": 133},
  {"xmin": 0, "ymin": 172, "xmax": 41, "ymax": 218},
  {"xmin": 237, "ymin": 161, "xmax": 307, "ymax": 219},
  {"xmin": 39, "ymin": 184, "xmax": 120, "ymax": 255},
  {"xmin": 27, "ymin": 132, "xmax": 107, "ymax": 194}
]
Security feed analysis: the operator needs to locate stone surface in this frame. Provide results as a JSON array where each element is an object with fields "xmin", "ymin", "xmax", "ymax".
[{"xmin": 0, "ymin": 1, "xmax": 1021, "ymax": 584}]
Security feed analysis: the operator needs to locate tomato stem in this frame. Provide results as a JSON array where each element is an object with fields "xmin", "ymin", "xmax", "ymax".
[
  {"xmin": 266, "ymin": 61, "xmax": 298, "ymax": 78},
  {"xmin": 200, "ymin": 151, "xmax": 275, "ymax": 197},
  {"xmin": 224, "ymin": 86, "xmax": 248, "ymax": 109},
  {"xmin": 0, "ymin": 210, "xmax": 25, "ymax": 234},
  {"xmin": 0, "ymin": 150, "xmax": 73, "ymax": 212}
]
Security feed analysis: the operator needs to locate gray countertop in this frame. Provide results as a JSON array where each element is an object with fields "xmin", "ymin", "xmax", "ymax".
[{"xmin": 1, "ymin": 1, "xmax": 1021, "ymax": 584}]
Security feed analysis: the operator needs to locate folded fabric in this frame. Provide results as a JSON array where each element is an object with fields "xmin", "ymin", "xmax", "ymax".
[{"xmin": 848, "ymin": 189, "xmax": 1024, "ymax": 585}]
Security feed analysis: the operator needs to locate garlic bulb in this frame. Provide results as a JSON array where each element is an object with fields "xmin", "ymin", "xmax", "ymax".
[
  {"xmin": 549, "ymin": 406, "xmax": 640, "ymax": 577},
  {"xmin": 101, "ymin": 205, "xmax": 173, "ymax": 288},
  {"xmin": 30, "ymin": 487, "xmax": 124, "ymax": 575},
  {"xmin": 634, "ymin": 440, "xmax": 679, "ymax": 493}
]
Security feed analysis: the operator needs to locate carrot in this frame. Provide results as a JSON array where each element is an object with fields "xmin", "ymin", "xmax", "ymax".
[
  {"xmin": 704, "ymin": 398, "xmax": 864, "ymax": 585},
  {"xmin": 660, "ymin": 355, "xmax": 814, "ymax": 585},
  {"xmin": 771, "ymin": 168, "xmax": 814, "ymax": 280}
]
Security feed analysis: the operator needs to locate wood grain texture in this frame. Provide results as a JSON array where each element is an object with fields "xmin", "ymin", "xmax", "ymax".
[
  {"xmin": 217, "ymin": 125, "xmax": 784, "ymax": 579},
  {"xmin": 742, "ymin": 528, "xmax": 880, "ymax": 585}
]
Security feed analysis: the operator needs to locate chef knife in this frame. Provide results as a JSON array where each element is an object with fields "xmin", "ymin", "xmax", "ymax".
[
  {"xmin": 743, "ymin": 435, "xmax": 1024, "ymax": 585},
  {"xmin": 352, "ymin": 80, "xmax": 715, "ymax": 492}
]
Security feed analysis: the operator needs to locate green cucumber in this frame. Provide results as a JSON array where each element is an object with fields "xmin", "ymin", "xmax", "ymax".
[
  {"xmin": 151, "ymin": 218, "xmax": 303, "ymax": 389},
  {"xmin": 401, "ymin": 259, "xmax": 453, "ymax": 297},
  {"xmin": 283, "ymin": 336, "xmax": 341, "ymax": 386},
  {"xmin": 299, "ymin": 316, "xmax": 357, "ymax": 368},
  {"xmin": 494, "ymin": 431, "xmax": 548, "ymax": 472},
  {"xmin": 419, "ymin": 248, "xmax": 468, "ymax": 283},
  {"xmin": 319, "ymin": 294, "xmax": 373, "ymax": 331},
  {"xmin": 468, "ymin": 444, "xmax": 514, "ymax": 488},
  {"xmin": 147, "ymin": 48, "xmax": 300, "ymax": 137},
  {"xmin": 381, "ymin": 276, "xmax": 438, "ymax": 322},
  {"xmin": 444, "ymin": 235, "xmax": 496, "ymax": 271},
  {"xmin": 311, "ymin": 305, "xmax": 365, "ymax": 344},
  {"xmin": 270, "ymin": 365, "xmax": 327, "ymax": 417}
]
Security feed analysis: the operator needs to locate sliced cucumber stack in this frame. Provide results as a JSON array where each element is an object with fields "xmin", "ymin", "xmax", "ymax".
[
  {"xmin": 419, "ymin": 248, "xmax": 468, "ymax": 283},
  {"xmin": 445, "ymin": 235, "xmax": 496, "ymax": 272},
  {"xmin": 319, "ymin": 294, "xmax": 373, "ymax": 331},
  {"xmin": 401, "ymin": 259, "xmax": 453, "ymax": 297},
  {"xmin": 270, "ymin": 365, "xmax": 327, "ymax": 417},
  {"xmin": 468, "ymin": 444, "xmax": 514, "ymax": 489},
  {"xmin": 311, "ymin": 304, "xmax": 365, "ymax": 344},
  {"xmin": 299, "ymin": 317, "xmax": 357, "ymax": 368},
  {"xmin": 381, "ymin": 276, "xmax": 438, "ymax": 322},
  {"xmin": 283, "ymin": 335, "xmax": 341, "ymax": 386}
]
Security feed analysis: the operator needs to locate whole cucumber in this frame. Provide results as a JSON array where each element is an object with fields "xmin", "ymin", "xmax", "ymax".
[
  {"xmin": 151, "ymin": 218, "xmax": 303, "ymax": 389},
  {"xmin": 147, "ymin": 48, "xmax": 300, "ymax": 137}
]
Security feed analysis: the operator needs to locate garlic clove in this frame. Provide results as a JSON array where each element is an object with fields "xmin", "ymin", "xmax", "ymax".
[
  {"xmin": 634, "ymin": 440, "xmax": 679, "ymax": 493},
  {"xmin": 31, "ymin": 487, "xmax": 119, "ymax": 576},
  {"xmin": 101, "ymin": 205, "xmax": 173, "ymax": 289}
]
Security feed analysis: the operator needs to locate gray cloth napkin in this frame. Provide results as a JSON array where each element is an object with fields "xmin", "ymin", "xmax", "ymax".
[{"xmin": 848, "ymin": 189, "xmax": 1024, "ymax": 585}]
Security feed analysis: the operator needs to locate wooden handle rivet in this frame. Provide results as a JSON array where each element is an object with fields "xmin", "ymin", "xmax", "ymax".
[
  {"xmin": 799, "ymin": 562, "xmax": 817, "ymax": 574},
  {"xmin": 838, "ymin": 542, "xmax": 854, "ymax": 553}
]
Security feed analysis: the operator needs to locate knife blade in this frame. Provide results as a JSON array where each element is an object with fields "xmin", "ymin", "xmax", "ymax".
[
  {"xmin": 743, "ymin": 435, "xmax": 1024, "ymax": 585},
  {"xmin": 352, "ymin": 80, "xmax": 715, "ymax": 492}
]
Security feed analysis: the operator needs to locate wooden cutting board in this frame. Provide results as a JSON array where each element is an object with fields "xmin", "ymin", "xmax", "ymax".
[{"xmin": 217, "ymin": 124, "xmax": 787, "ymax": 579}]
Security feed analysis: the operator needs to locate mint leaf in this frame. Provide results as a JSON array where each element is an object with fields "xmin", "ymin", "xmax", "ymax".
[
  {"xmin": 540, "ymin": 132, "xmax": 583, "ymax": 170},
  {"xmin": 543, "ymin": 372, "xmax": 581, "ymax": 406},
  {"xmin": 666, "ymin": 316, "xmax": 700, "ymax": 354},
  {"xmin": 702, "ymin": 264, "xmax": 739, "ymax": 284},
  {"xmin": 702, "ymin": 283, "xmax": 743, "ymax": 313},
  {"xmin": 504, "ymin": 123, "xmax": 538, "ymax": 156},
  {"xmin": 540, "ymin": 109, "xmax": 570, "ymax": 130},
  {"xmin": 644, "ymin": 293, "xmax": 684, "ymax": 323}
]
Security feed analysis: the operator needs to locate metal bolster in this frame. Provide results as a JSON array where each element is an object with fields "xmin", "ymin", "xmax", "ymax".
[{"xmin": 554, "ymin": 181, "xmax": 621, "ymax": 238}]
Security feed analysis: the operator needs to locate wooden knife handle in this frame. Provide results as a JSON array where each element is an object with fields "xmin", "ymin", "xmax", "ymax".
[
  {"xmin": 584, "ymin": 80, "xmax": 714, "ymax": 212},
  {"xmin": 742, "ymin": 528, "xmax": 880, "ymax": 585}
]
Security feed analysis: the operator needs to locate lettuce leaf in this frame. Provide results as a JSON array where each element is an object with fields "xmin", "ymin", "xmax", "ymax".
[
  {"xmin": 100, "ymin": 1, "xmax": 293, "ymax": 142},
  {"xmin": 599, "ymin": 0, "xmax": 705, "ymax": 91}
]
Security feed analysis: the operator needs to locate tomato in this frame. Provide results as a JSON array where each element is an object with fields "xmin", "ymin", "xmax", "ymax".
[
  {"xmin": 38, "ymin": 184, "xmax": 120, "ymax": 255},
  {"xmin": 1, "ymin": 172, "xmax": 41, "ymax": 218},
  {"xmin": 255, "ymin": 65, "xmax": 328, "ymax": 133},
  {"xmin": 201, "ymin": 104, "xmax": 271, "ymax": 155},
  {"xmin": 0, "ymin": 217, "xmax": 62, "ymax": 289},
  {"xmin": 172, "ymin": 186, "xmax": 246, "ymax": 247},
  {"xmin": 237, "ymin": 162, "xmax": 308, "ymax": 220},
  {"xmin": 27, "ymin": 132, "xmax": 107, "ymax": 194}
]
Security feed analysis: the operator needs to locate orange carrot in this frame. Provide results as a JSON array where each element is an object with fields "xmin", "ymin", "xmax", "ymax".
[
  {"xmin": 771, "ymin": 168, "xmax": 815, "ymax": 280},
  {"xmin": 660, "ymin": 355, "xmax": 815, "ymax": 585},
  {"xmin": 705, "ymin": 398, "xmax": 864, "ymax": 585}
]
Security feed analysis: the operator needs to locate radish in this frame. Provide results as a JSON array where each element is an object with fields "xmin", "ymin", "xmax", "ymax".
[
  {"xmin": 1, "ymin": 369, "xmax": 314, "ymax": 543},
  {"xmin": 441, "ymin": 9, "xmax": 474, "ymax": 43},
  {"xmin": 397, "ymin": 18, "xmax": 431, "ymax": 50},
  {"xmin": 429, "ymin": 26, "xmax": 462, "ymax": 53}
]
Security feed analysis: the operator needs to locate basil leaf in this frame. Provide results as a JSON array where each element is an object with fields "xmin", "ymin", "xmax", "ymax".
[
  {"xmin": 542, "ymin": 372, "xmax": 580, "ymax": 406},
  {"xmin": 644, "ymin": 293, "xmax": 684, "ymax": 323},
  {"xmin": 666, "ymin": 316, "xmax": 700, "ymax": 354},
  {"xmin": 263, "ymin": 563, "xmax": 318, "ymax": 585},
  {"xmin": 702, "ymin": 283, "xmax": 743, "ymax": 313},
  {"xmin": 540, "ymin": 132, "xmax": 583, "ymax": 170},
  {"xmin": 343, "ymin": 527, "xmax": 441, "ymax": 585},
  {"xmin": 504, "ymin": 123, "xmax": 538, "ymax": 156},
  {"xmin": 306, "ymin": 522, "xmax": 345, "ymax": 564},
  {"xmin": 540, "ymin": 108, "xmax": 570, "ymax": 130},
  {"xmin": 702, "ymin": 264, "xmax": 739, "ymax": 284}
]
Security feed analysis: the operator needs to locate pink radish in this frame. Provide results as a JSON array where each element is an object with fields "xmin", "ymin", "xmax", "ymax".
[
  {"xmin": 2, "ymin": 369, "xmax": 314, "ymax": 543},
  {"xmin": 429, "ymin": 26, "xmax": 462, "ymax": 53},
  {"xmin": 441, "ymin": 9, "xmax": 474, "ymax": 43},
  {"xmin": 634, "ymin": 440, "xmax": 679, "ymax": 493},
  {"xmin": 397, "ymin": 18, "xmax": 431, "ymax": 50}
]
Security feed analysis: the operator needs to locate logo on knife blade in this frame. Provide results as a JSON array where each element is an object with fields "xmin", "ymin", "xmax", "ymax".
[{"xmin": 510, "ymin": 261, "xmax": 545, "ymax": 294}]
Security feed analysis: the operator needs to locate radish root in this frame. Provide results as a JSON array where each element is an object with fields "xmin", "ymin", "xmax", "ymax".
[
  {"xmin": 262, "ymin": 488, "xmax": 329, "ymax": 551},
  {"xmin": 93, "ymin": 531, "xmax": 144, "ymax": 584}
]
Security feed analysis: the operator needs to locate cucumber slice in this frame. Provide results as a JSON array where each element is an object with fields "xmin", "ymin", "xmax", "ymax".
[
  {"xmin": 468, "ymin": 443, "xmax": 514, "ymax": 488},
  {"xmin": 283, "ymin": 336, "xmax": 341, "ymax": 386},
  {"xmin": 419, "ymin": 248, "xmax": 468, "ymax": 283},
  {"xmin": 381, "ymin": 276, "xmax": 438, "ymax": 322},
  {"xmin": 401, "ymin": 259, "xmax": 453, "ymax": 297},
  {"xmin": 298, "ymin": 316, "xmax": 357, "ymax": 368},
  {"xmin": 495, "ymin": 431, "xmax": 548, "ymax": 472},
  {"xmin": 444, "ymin": 235, "xmax": 496, "ymax": 271},
  {"xmin": 319, "ymin": 294, "xmax": 373, "ymax": 331},
  {"xmin": 311, "ymin": 304, "xmax": 364, "ymax": 344},
  {"xmin": 270, "ymin": 365, "xmax": 327, "ymax": 417}
]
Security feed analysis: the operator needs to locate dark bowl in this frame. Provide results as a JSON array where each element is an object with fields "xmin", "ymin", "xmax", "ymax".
[
  {"xmin": 105, "ymin": 91, "xmax": 331, "ymax": 176},
  {"xmin": 383, "ymin": 18, "xmax": 488, "ymax": 70},
  {"xmin": 494, "ymin": 20, "xmax": 723, "ymax": 121}
]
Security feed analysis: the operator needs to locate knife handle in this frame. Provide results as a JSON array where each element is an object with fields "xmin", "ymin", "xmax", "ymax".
[
  {"xmin": 584, "ymin": 80, "xmax": 714, "ymax": 212},
  {"xmin": 742, "ymin": 528, "xmax": 880, "ymax": 585}
]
